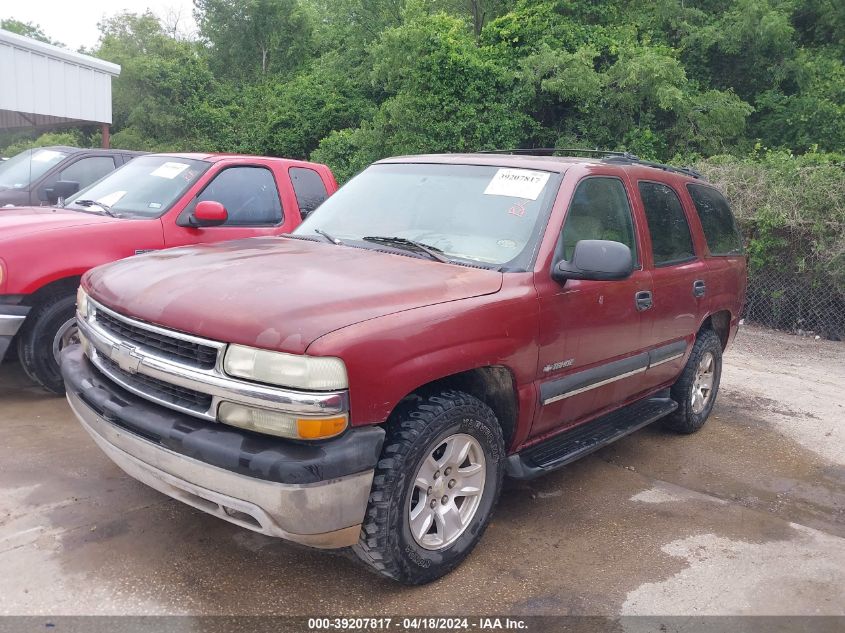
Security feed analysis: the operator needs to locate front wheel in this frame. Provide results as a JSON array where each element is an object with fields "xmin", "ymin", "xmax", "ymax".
[
  {"xmin": 664, "ymin": 328, "xmax": 723, "ymax": 434},
  {"xmin": 17, "ymin": 294, "xmax": 78, "ymax": 395},
  {"xmin": 352, "ymin": 390, "xmax": 505, "ymax": 584}
]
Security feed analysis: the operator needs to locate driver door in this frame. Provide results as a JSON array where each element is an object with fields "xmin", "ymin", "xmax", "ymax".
[
  {"xmin": 162, "ymin": 164, "xmax": 293, "ymax": 247},
  {"xmin": 531, "ymin": 175, "xmax": 653, "ymax": 440}
]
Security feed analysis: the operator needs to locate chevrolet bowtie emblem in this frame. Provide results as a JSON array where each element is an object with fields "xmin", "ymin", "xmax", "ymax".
[{"xmin": 110, "ymin": 342, "xmax": 142, "ymax": 374}]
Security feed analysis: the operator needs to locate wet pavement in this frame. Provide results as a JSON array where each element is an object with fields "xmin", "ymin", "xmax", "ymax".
[{"xmin": 0, "ymin": 326, "xmax": 843, "ymax": 616}]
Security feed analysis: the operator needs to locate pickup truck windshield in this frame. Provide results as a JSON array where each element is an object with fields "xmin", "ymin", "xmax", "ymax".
[
  {"xmin": 65, "ymin": 155, "xmax": 209, "ymax": 217},
  {"xmin": 295, "ymin": 163, "xmax": 559, "ymax": 266},
  {"xmin": 0, "ymin": 148, "xmax": 68, "ymax": 189}
]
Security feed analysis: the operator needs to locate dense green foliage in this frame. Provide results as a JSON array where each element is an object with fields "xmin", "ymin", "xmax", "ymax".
[
  {"xmin": 1, "ymin": 0, "xmax": 843, "ymax": 310},
  {"xmin": 4, "ymin": 1, "xmax": 845, "ymax": 168}
]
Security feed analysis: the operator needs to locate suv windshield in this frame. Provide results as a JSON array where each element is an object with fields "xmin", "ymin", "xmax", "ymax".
[
  {"xmin": 295, "ymin": 163, "xmax": 560, "ymax": 266},
  {"xmin": 0, "ymin": 148, "xmax": 69, "ymax": 189},
  {"xmin": 65, "ymin": 155, "xmax": 210, "ymax": 217}
]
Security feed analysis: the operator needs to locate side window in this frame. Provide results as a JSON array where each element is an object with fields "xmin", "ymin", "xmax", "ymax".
[
  {"xmin": 638, "ymin": 182, "xmax": 695, "ymax": 266},
  {"xmin": 558, "ymin": 177, "xmax": 638, "ymax": 263},
  {"xmin": 687, "ymin": 184, "xmax": 744, "ymax": 255},
  {"xmin": 60, "ymin": 156, "xmax": 116, "ymax": 189},
  {"xmin": 195, "ymin": 166, "xmax": 283, "ymax": 226},
  {"xmin": 290, "ymin": 167, "xmax": 329, "ymax": 218}
]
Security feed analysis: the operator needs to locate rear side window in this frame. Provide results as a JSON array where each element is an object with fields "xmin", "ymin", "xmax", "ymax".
[
  {"xmin": 559, "ymin": 177, "xmax": 638, "ymax": 264},
  {"xmin": 638, "ymin": 182, "xmax": 695, "ymax": 266},
  {"xmin": 290, "ymin": 167, "xmax": 329, "ymax": 217},
  {"xmin": 687, "ymin": 184, "xmax": 744, "ymax": 255}
]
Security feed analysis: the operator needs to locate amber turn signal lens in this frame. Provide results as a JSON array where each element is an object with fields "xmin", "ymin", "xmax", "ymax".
[{"xmin": 296, "ymin": 416, "xmax": 348, "ymax": 439}]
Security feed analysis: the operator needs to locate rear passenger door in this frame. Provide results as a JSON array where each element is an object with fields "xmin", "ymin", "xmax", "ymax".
[{"xmin": 636, "ymin": 180, "xmax": 708, "ymax": 388}]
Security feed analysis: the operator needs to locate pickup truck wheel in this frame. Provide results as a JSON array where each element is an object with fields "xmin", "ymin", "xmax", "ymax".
[
  {"xmin": 664, "ymin": 329, "xmax": 722, "ymax": 434},
  {"xmin": 17, "ymin": 294, "xmax": 77, "ymax": 395},
  {"xmin": 352, "ymin": 390, "xmax": 505, "ymax": 584}
]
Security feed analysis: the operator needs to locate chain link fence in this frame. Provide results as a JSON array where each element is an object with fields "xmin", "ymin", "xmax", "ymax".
[{"xmin": 743, "ymin": 268, "xmax": 845, "ymax": 341}]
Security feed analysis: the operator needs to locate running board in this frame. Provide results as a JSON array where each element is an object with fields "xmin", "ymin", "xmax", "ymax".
[{"xmin": 506, "ymin": 397, "xmax": 678, "ymax": 479}]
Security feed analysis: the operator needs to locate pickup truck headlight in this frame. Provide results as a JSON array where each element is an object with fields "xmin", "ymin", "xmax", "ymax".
[
  {"xmin": 217, "ymin": 402, "xmax": 347, "ymax": 440},
  {"xmin": 223, "ymin": 344, "xmax": 348, "ymax": 390},
  {"xmin": 76, "ymin": 286, "xmax": 89, "ymax": 319}
]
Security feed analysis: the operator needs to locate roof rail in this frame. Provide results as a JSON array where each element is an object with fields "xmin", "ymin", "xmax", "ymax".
[
  {"xmin": 601, "ymin": 155, "xmax": 704, "ymax": 180},
  {"xmin": 479, "ymin": 148, "xmax": 640, "ymax": 160},
  {"xmin": 477, "ymin": 148, "xmax": 705, "ymax": 180}
]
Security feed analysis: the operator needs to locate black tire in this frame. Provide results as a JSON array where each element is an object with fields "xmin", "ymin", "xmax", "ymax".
[
  {"xmin": 352, "ymin": 390, "xmax": 505, "ymax": 584},
  {"xmin": 664, "ymin": 328, "xmax": 723, "ymax": 434},
  {"xmin": 17, "ymin": 293, "xmax": 77, "ymax": 395}
]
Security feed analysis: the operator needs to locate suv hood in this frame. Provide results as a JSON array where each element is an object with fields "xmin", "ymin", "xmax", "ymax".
[
  {"xmin": 85, "ymin": 237, "xmax": 504, "ymax": 355},
  {"xmin": 0, "ymin": 206, "xmax": 115, "ymax": 241}
]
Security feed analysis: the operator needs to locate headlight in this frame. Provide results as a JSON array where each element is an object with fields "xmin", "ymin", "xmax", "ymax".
[
  {"xmin": 218, "ymin": 402, "xmax": 348, "ymax": 439},
  {"xmin": 76, "ymin": 286, "xmax": 89, "ymax": 319},
  {"xmin": 223, "ymin": 344, "xmax": 348, "ymax": 390}
]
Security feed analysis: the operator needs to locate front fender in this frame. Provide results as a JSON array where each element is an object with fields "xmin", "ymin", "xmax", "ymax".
[{"xmin": 306, "ymin": 278, "xmax": 540, "ymax": 439}]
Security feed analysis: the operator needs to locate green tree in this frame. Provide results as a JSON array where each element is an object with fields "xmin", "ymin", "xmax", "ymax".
[
  {"xmin": 94, "ymin": 12, "xmax": 221, "ymax": 151},
  {"xmin": 194, "ymin": 0, "xmax": 314, "ymax": 79},
  {"xmin": 0, "ymin": 18, "xmax": 64, "ymax": 47}
]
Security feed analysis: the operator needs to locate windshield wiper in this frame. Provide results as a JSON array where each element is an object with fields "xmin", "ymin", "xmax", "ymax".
[
  {"xmin": 314, "ymin": 228, "xmax": 343, "ymax": 245},
  {"xmin": 72, "ymin": 199, "xmax": 118, "ymax": 218},
  {"xmin": 362, "ymin": 236, "xmax": 450, "ymax": 263}
]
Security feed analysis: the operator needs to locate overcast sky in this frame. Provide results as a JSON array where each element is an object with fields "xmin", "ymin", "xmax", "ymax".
[{"xmin": 5, "ymin": 0, "xmax": 198, "ymax": 51}]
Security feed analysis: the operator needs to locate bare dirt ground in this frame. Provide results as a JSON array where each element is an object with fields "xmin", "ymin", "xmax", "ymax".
[{"xmin": 0, "ymin": 325, "xmax": 843, "ymax": 616}]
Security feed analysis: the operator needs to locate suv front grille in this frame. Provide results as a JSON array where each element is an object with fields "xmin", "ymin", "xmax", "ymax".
[
  {"xmin": 98, "ymin": 355, "xmax": 213, "ymax": 414},
  {"xmin": 95, "ymin": 310, "xmax": 218, "ymax": 370}
]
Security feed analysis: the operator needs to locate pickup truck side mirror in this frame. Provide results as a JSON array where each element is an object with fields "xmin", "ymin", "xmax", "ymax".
[
  {"xmin": 552, "ymin": 239, "xmax": 633, "ymax": 283},
  {"xmin": 186, "ymin": 200, "xmax": 228, "ymax": 227},
  {"xmin": 44, "ymin": 180, "xmax": 80, "ymax": 205}
]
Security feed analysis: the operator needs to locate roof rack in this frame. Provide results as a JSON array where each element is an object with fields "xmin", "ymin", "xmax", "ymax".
[
  {"xmin": 478, "ymin": 148, "xmax": 705, "ymax": 180},
  {"xmin": 603, "ymin": 155, "xmax": 704, "ymax": 180},
  {"xmin": 480, "ymin": 148, "xmax": 640, "ymax": 160}
]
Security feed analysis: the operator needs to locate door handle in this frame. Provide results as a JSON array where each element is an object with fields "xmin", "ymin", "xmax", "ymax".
[
  {"xmin": 635, "ymin": 290, "xmax": 653, "ymax": 311},
  {"xmin": 693, "ymin": 280, "xmax": 706, "ymax": 298}
]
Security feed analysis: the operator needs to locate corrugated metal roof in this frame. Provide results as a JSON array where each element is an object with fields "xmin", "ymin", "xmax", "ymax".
[{"xmin": 0, "ymin": 29, "xmax": 120, "ymax": 129}]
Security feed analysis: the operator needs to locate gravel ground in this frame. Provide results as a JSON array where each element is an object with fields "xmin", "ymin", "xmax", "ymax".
[{"xmin": 0, "ymin": 325, "xmax": 843, "ymax": 617}]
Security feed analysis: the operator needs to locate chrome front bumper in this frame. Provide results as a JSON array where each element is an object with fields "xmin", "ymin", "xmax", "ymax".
[{"xmin": 67, "ymin": 389, "xmax": 373, "ymax": 548}]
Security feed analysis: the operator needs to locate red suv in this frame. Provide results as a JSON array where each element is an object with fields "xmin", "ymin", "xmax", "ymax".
[{"xmin": 62, "ymin": 152, "xmax": 746, "ymax": 584}]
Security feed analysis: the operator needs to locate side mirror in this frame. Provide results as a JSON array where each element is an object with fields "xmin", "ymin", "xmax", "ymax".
[
  {"xmin": 188, "ymin": 200, "xmax": 228, "ymax": 227},
  {"xmin": 44, "ymin": 180, "xmax": 80, "ymax": 205},
  {"xmin": 552, "ymin": 239, "xmax": 633, "ymax": 283}
]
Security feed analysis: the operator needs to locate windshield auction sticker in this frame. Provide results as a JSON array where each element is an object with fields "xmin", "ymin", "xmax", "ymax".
[
  {"xmin": 150, "ymin": 162, "xmax": 190, "ymax": 179},
  {"xmin": 483, "ymin": 168, "xmax": 550, "ymax": 200}
]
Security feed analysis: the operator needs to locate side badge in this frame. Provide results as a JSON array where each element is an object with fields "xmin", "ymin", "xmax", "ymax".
[{"xmin": 543, "ymin": 358, "xmax": 574, "ymax": 373}]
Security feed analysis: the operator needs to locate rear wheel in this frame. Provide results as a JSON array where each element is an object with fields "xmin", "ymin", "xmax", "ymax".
[
  {"xmin": 17, "ymin": 294, "xmax": 77, "ymax": 395},
  {"xmin": 352, "ymin": 390, "xmax": 505, "ymax": 584},
  {"xmin": 664, "ymin": 328, "xmax": 722, "ymax": 434}
]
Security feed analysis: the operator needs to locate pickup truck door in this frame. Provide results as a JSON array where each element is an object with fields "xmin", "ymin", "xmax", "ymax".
[
  {"xmin": 633, "ymin": 179, "xmax": 709, "ymax": 389},
  {"xmin": 161, "ymin": 161, "xmax": 302, "ymax": 247},
  {"xmin": 531, "ymin": 175, "xmax": 653, "ymax": 440}
]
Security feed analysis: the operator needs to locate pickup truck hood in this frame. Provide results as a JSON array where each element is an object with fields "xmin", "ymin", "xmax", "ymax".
[
  {"xmin": 0, "ymin": 206, "xmax": 115, "ymax": 241},
  {"xmin": 85, "ymin": 237, "xmax": 504, "ymax": 354}
]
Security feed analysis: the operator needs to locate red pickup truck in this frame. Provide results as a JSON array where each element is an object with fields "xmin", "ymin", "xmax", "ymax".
[
  {"xmin": 0, "ymin": 152, "xmax": 337, "ymax": 393},
  {"xmin": 62, "ymin": 152, "xmax": 746, "ymax": 584}
]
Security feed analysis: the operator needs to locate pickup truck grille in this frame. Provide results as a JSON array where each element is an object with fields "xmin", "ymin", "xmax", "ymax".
[
  {"xmin": 95, "ymin": 310, "xmax": 218, "ymax": 370},
  {"xmin": 98, "ymin": 355, "xmax": 213, "ymax": 414}
]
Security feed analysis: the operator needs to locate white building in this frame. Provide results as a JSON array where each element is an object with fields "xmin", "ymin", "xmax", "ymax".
[{"xmin": 0, "ymin": 29, "xmax": 120, "ymax": 146}]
